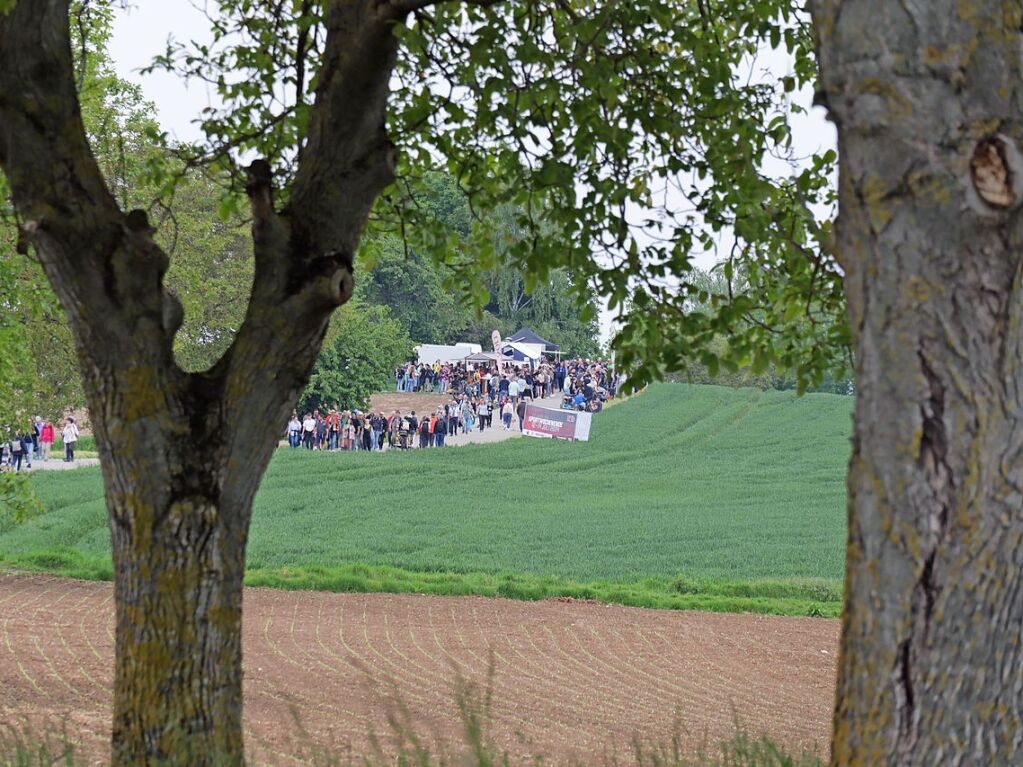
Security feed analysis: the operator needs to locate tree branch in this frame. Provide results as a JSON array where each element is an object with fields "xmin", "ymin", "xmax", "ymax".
[{"xmin": 287, "ymin": 0, "xmax": 448, "ymax": 265}]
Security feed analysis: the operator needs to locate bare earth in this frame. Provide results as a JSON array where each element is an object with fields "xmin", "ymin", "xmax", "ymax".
[{"xmin": 0, "ymin": 574, "xmax": 838, "ymax": 765}]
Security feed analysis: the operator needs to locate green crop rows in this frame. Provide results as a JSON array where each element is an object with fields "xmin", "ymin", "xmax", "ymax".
[{"xmin": 1, "ymin": 384, "xmax": 852, "ymax": 616}]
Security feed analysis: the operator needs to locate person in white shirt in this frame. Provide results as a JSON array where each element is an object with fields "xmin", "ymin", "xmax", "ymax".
[
  {"xmin": 501, "ymin": 400, "xmax": 514, "ymax": 429},
  {"xmin": 302, "ymin": 414, "xmax": 316, "ymax": 449},
  {"xmin": 287, "ymin": 413, "xmax": 302, "ymax": 448},
  {"xmin": 508, "ymin": 379, "xmax": 519, "ymax": 402},
  {"xmin": 61, "ymin": 417, "xmax": 79, "ymax": 462}
]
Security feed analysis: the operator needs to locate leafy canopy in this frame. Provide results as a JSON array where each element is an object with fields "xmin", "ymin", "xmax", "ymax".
[{"xmin": 150, "ymin": 0, "xmax": 841, "ymax": 390}]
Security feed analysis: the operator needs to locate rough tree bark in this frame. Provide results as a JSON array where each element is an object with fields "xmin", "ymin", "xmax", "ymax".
[
  {"xmin": 813, "ymin": 1, "xmax": 1023, "ymax": 763},
  {"xmin": 0, "ymin": 1, "xmax": 404, "ymax": 763}
]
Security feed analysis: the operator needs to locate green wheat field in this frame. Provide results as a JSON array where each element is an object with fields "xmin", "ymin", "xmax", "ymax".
[{"xmin": 1, "ymin": 384, "xmax": 853, "ymax": 616}]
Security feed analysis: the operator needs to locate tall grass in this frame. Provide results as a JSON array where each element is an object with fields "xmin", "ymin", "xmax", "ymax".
[
  {"xmin": 0, "ymin": 727, "xmax": 823, "ymax": 767},
  {"xmin": 1, "ymin": 681, "xmax": 825, "ymax": 767}
]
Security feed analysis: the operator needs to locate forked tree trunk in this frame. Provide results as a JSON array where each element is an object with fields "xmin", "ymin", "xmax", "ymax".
[
  {"xmin": 0, "ymin": 2, "xmax": 402, "ymax": 763},
  {"xmin": 813, "ymin": 1, "xmax": 1023, "ymax": 763}
]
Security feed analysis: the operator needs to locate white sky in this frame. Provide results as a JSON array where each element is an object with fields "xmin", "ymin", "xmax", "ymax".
[{"xmin": 109, "ymin": 3, "xmax": 837, "ymax": 345}]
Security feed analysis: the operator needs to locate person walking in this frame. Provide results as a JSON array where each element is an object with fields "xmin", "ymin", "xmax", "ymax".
[
  {"xmin": 315, "ymin": 412, "xmax": 327, "ymax": 450},
  {"xmin": 406, "ymin": 411, "xmax": 418, "ymax": 443},
  {"xmin": 62, "ymin": 417, "xmax": 79, "ymax": 462},
  {"xmin": 361, "ymin": 418, "xmax": 373, "ymax": 450},
  {"xmin": 351, "ymin": 412, "xmax": 362, "ymax": 450},
  {"xmin": 343, "ymin": 414, "xmax": 355, "ymax": 451},
  {"xmin": 434, "ymin": 410, "xmax": 447, "ymax": 447},
  {"xmin": 32, "ymin": 417, "xmax": 42, "ymax": 460},
  {"xmin": 388, "ymin": 410, "xmax": 401, "ymax": 449},
  {"xmin": 326, "ymin": 410, "xmax": 341, "ymax": 451},
  {"xmin": 371, "ymin": 412, "xmax": 384, "ymax": 451},
  {"xmin": 10, "ymin": 434, "xmax": 24, "ymax": 471},
  {"xmin": 516, "ymin": 398, "xmax": 527, "ymax": 431},
  {"xmin": 40, "ymin": 418, "xmax": 54, "ymax": 461},
  {"xmin": 502, "ymin": 399, "xmax": 513, "ymax": 429},
  {"xmin": 302, "ymin": 413, "xmax": 315, "ymax": 449},
  {"xmin": 21, "ymin": 430, "xmax": 32, "ymax": 469},
  {"xmin": 418, "ymin": 416, "xmax": 430, "ymax": 449}
]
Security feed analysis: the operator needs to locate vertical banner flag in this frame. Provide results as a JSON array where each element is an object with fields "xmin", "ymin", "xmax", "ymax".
[
  {"xmin": 521, "ymin": 405, "xmax": 593, "ymax": 441},
  {"xmin": 491, "ymin": 329, "xmax": 502, "ymax": 372}
]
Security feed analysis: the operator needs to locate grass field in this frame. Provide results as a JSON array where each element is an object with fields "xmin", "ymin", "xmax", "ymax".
[{"xmin": 0, "ymin": 384, "xmax": 853, "ymax": 616}]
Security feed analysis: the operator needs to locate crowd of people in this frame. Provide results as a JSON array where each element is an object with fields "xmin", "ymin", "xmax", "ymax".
[
  {"xmin": 395, "ymin": 359, "xmax": 618, "ymax": 400},
  {"xmin": 1, "ymin": 359, "xmax": 618, "ymax": 470},
  {"xmin": 1, "ymin": 416, "xmax": 81, "ymax": 471},
  {"xmin": 287, "ymin": 358, "xmax": 619, "ymax": 452}
]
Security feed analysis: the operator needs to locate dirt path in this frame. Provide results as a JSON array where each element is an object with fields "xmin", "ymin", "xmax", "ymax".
[
  {"xmin": 366, "ymin": 391, "xmax": 566, "ymax": 448},
  {"xmin": 27, "ymin": 394, "xmax": 562, "ymax": 472},
  {"xmin": 0, "ymin": 574, "xmax": 838, "ymax": 765},
  {"xmin": 7, "ymin": 457, "xmax": 100, "ymax": 472}
]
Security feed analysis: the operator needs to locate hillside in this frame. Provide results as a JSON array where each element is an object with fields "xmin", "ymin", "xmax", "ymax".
[{"xmin": 1, "ymin": 384, "xmax": 853, "ymax": 615}]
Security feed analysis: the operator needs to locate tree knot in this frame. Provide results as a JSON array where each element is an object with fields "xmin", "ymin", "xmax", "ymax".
[{"xmin": 970, "ymin": 136, "xmax": 1021, "ymax": 210}]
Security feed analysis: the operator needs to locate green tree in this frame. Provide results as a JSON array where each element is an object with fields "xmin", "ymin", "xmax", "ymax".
[
  {"xmin": 359, "ymin": 173, "xmax": 601, "ymax": 353},
  {"xmin": 352, "ymin": 164, "xmax": 619, "ymax": 377},
  {"xmin": 7, "ymin": 1, "xmax": 998, "ymax": 765},
  {"xmin": 665, "ymin": 267, "xmax": 851, "ymax": 393},
  {"xmin": 301, "ymin": 301, "xmax": 411, "ymax": 412},
  {"xmin": 483, "ymin": 267, "xmax": 600, "ymax": 358},
  {"xmin": 1, "ymin": 2, "xmax": 249, "ymax": 417},
  {"xmin": 357, "ymin": 233, "xmax": 472, "ymax": 343},
  {"xmin": 0, "ymin": 1, "xmax": 830, "ymax": 762},
  {"xmin": 0, "ymin": 243, "xmax": 37, "ymax": 430}
]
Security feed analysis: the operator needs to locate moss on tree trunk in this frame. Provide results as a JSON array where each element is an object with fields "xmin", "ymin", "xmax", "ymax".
[
  {"xmin": 813, "ymin": 0, "xmax": 1023, "ymax": 762},
  {"xmin": 110, "ymin": 497, "xmax": 245, "ymax": 765}
]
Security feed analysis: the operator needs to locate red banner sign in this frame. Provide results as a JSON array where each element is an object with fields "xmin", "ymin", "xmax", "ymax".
[{"xmin": 521, "ymin": 405, "xmax": 592, "ymax": 441}]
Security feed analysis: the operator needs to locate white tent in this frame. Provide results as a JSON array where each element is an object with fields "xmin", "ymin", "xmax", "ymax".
[
  {"xmin": 414, "ymin": 343, "xmax": 482, "ymax": 365},
  {"xmin": 501, "ymin": 341, "xmax": 542, "ymax": 369},
  {"xmin": 463, "ymin": 351, "xmax": 502, "ymax": 364}
]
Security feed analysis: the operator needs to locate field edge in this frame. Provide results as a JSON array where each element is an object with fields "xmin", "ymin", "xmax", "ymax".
[{"xmin": 0, "ymin": 550, "xmax": 842, "ymax": 618}]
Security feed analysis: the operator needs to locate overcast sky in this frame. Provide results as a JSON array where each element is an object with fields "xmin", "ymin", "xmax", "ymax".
[{"xmin": 108, "ymin": 3, "xmax": 837, "ymax": 345}]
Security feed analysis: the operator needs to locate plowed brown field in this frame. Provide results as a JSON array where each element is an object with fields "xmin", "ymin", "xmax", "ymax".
[{"xmin": 0, "ymin": 575, "xmax": 838, "ymax": 765}]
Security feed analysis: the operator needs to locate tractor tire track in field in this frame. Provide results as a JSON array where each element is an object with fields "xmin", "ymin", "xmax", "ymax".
[{"xmin": 0, "ymin": 574, "xmax": 839, "ymax": 765}]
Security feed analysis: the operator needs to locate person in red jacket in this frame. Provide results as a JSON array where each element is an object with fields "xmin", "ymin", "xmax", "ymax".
[{"xmin": 39, "ymin": 419, "xmax": 54, "ymax": 462}]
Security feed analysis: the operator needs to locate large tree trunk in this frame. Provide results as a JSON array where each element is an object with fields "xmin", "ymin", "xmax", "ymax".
[
  {"xmin": 110, "ymin": 492, "xmax": 246, "ymax": 763},
  {"xmin": 0, "ymin": 2, "xmax": 403, "ymax": 763},
  {"xmin": 813, "ymin": 1, "xmax": 1023, "ymax": 762}
]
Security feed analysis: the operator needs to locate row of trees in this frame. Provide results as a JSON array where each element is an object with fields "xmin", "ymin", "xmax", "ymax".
[{"xmin": 664, "ymin": 267, "xmax": 852, "ymax": 394}]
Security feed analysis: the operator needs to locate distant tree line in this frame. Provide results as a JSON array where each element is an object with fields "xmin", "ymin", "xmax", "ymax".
[{"xmin": 650, "ymin": 267, "xmax": 852, "ymax": 395}]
